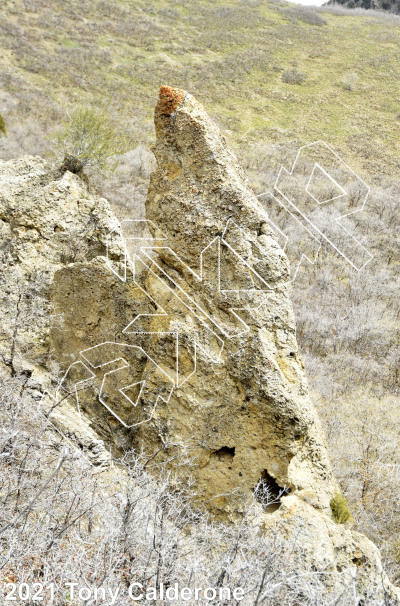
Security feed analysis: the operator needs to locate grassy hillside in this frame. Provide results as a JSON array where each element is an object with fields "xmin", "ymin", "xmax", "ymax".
[
  {"xmin": 1, "ymin": 0, "xmax": 400, "ymax": 584},
  {"xmin": 0, "ymin": 0, "xmax": 400, "ymax": 179}
]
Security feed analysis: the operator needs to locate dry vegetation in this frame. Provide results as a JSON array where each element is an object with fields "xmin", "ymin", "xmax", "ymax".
[
  {"xmin": 0, "ymin": 0, "xmax": 399, "ymax": 597},
  {"xmin": 1, "ymin": 0, "xmax": 400, "ymax": 182},
  {"xmin": 241, "ymin": 139, "xmax": 400, "ymax": 580},
  {"xmin": 0, "ymin": 374, "xmax": 396, "ymax": 605}
]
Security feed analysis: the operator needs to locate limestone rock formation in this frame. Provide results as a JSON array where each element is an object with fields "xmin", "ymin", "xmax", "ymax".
[
  {"xmin": 0, "ymin": 156, "xmax": 134, "ymax": 457},
  {"xmin": 139, "ymin": 85, "xmax": 337, "ymax": 517},
  {"xmin": 0, "ymin": 90, "xmax": 399, "ymax": 602}
]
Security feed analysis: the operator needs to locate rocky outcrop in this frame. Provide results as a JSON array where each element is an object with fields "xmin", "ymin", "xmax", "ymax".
[
  {"xmin": 0, "ymin": 156, "xmax": 134, "ymax": 456},
  {"xmin": 0, "ymin": 89, "xmax": 399, "ymax": 602},
  {"xmin": 139, "ymin": 85, "xmax": 337, "ymax": 516}
]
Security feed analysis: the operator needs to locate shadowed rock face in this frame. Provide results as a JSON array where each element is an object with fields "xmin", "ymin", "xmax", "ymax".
[{"xmin": 0, "ymin": 91, "xmax": 399, "ymax": 603}]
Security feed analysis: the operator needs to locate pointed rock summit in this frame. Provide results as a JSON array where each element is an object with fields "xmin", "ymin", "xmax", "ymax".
[{"xmin": 144, "ymin": 85, "xmax": 336, "ymax": 514}]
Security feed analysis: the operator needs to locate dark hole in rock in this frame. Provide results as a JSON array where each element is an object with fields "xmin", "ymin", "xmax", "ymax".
[
  {"xmin": 211, "ymin": 446, "xmax": 235, "ymax": 463},
  {"xmin": 254, "ymin": 469, "xmax": 290, "ymax": 512}
]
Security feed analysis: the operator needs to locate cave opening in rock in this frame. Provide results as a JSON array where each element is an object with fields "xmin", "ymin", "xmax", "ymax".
[
  {"xmin": 211, "ymin": 446, "xmax": 236, "ymax": 463},
  {"xmin": 254, "ymin": 470, "xmax": 289, "ymax": 511}
]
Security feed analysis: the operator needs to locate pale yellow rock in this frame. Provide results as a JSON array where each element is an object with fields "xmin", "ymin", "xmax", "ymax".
[
  {"xmin": 0, "ymin": 156, "xmax": 130, "ymax": 455},
  {"xmin": 139, "ymin": 87, "xmax": 337, "ymax": 517}
]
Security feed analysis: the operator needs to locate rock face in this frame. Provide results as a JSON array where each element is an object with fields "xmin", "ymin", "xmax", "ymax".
[
  {"xmin": 0, "ymin": 90, "xmax": 399, "ymax": 602},
  {"xmin": 0, "ymin": 156, "xmax": 136, "ymax": 456},
  {"xmin": 139, "ymin": 85, "xmax": 337, "ymax": 516}
]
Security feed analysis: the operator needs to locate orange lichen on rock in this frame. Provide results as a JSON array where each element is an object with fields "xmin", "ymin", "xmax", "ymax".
[{"xmin": 158, "ymin": 85, "xmax": 185, "ymax": 115}]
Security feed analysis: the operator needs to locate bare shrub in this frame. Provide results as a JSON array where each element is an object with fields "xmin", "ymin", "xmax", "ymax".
[
  {"xmin": 91, "ymin": 145, "xmax": 155, "ymax": 219},
  {"xmin": 292, "ymin": 7, "xmax": 327, "ymax": 25},
  {"xmin": 281, "ymin": 68, "xmax": 307, "ymax": 85},
  {"xmin": 341, "ymin": 72, "xmax": 359, "ymax": 91},
  {"xmin": 50, "ymin": 106, "xmax": 133, "ymax": 175}
]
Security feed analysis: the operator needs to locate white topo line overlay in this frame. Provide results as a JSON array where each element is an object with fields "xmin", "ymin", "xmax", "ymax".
[
  {"xmin": 48, "ymin": 219, "xmax": 274, "ymax": 448},
  {"xmin": 48, "ymin": 142, "xmax": 373, "ymax": 455},
  {"xmin": 258, "ymin": 140, "xmax": 373, "ymax": 276}
]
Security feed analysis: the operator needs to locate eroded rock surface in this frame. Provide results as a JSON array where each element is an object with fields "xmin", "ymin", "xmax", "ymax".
[
  {"xmin": 0, "ymin": 156, "xmax": 134, "ymax": 457},
  {"xmin": 135, "ymin": 86, "xmax": 337, "ymax": 518},
  {"xmin": 0, "ymin": 91, "xmax": 399, "ymax": 603}
]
